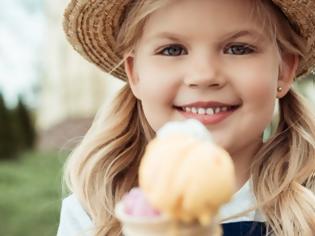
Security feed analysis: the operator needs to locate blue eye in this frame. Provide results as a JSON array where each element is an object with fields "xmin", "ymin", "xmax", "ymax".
[
  {"xmin": 158, "ymin": 44, "xmax": 187, "ymax": 56},
  {"xmin": 224, "ymin": 44, "xmax": 255, "ymax": 55}
]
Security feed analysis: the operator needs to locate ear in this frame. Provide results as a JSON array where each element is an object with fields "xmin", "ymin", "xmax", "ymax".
[
  {"xmin": 277, "ymin": 54, "xmax": 299, "ymax": 98},
  {"xmin": 124, "ymin": 53, "xmax": 141, "ymax": 99}
]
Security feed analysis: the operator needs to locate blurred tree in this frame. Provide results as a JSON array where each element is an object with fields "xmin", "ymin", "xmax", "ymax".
[
  {"xmin": 0, "ymin": 93, "xmax": 18, "ymax": 159},
  {"xmin": 14, "ymin": 97, "xmax": 37, "ymax": 150}
]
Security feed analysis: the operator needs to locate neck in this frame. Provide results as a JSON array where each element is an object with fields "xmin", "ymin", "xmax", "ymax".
[{"xmin": 230, "ymin": 140, "xmax": 263, "ymax": 190}]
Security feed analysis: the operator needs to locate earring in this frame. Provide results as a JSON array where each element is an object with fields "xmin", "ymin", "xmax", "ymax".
[{"xmin": 277, "ymin": 87, "xmax": 282, "ymax": 92}]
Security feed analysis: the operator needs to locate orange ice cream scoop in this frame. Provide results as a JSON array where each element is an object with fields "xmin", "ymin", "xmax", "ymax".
[{"xmin": 139, "ymin": 119, "xmax": 235, "ymax": 226}]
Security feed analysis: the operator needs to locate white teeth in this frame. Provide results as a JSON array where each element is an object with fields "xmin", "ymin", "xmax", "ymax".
[
  {"xmin": 198, "ymin": 108, "xmax": 206, "ymax": 115},
  {"xmin": 206, "ymin": 108, "xmax": 214, "ymax": 115},
  {"xmin": 183, "ymin": 106, "xmax": 231, "ymax": 115},
  {"xmin": 221, "ymin": 107, "xmax": 228, "ymax": 112},
  {"xmin": 191, "ymin": 107, "xmax": 197, "ymax": 114}
]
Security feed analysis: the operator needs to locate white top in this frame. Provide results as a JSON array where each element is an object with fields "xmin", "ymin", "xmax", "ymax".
[
  {"xmin": 219, "ymin": 179, "xmax": 265, "ymax": 223},
  {"xmin": 57, "ymin": 194, "xmax": 93, "ymax": 236},
  {"xmin": 57, "ymin": 180, "xmax": 265, "ymax": 236}
]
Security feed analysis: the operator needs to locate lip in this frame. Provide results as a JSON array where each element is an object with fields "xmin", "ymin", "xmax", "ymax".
[
  {"xmin": 175, "ymin": 103, "xmax": 240, "ymax": 125},
  {"xmin": 177, "ymin": 101, "xmax": 239, "ymax": 108}
]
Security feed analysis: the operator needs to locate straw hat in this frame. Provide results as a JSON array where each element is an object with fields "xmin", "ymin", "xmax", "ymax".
[{"xmin": 63, "ymin": 0, "xmax": 315, "ymax": 81}]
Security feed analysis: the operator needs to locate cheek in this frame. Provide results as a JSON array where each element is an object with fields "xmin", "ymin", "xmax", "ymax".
[
  {"xmin": 134, "ymin": 58, "xmax": 181, "ymax": 131},
  {"xmin": 135, "ymin": 58, "xmax": 181, "ymax": 102},
  {"xmin": 234, "ymin": 61, "xmax": 279, "ymax": 103},
  {"xmin": 247, "ymin": 82, "xmax": 277, "ymax": 124},
  {"xmin": 244, "ymin": 79, "xmax": 276, "ymax": 102},
  {"xmin": 232, "ymin": 65, "xmax": 278, "ymax": 123}
]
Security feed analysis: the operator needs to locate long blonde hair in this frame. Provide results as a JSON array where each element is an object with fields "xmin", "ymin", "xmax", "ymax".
[{"xmin": 63, "ymin": 0, "xmax": 315, "ymax": 235}]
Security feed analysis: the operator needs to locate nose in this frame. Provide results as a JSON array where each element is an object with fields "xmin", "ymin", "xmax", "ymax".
[{"xmin": 184, "ymin": 53, "xmax": 226, "ymax": 89}]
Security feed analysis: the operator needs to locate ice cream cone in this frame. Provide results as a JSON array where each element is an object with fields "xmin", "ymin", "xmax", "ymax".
[
  {"xmin": 115, "ymin": 120, "xmax": 233, "ymax": 236},
  {"xmin": 115, "ymin": 202, "xmax": 222, "ymax": 236}
]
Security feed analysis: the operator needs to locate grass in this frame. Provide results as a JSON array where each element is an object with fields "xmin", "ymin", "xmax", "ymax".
[{"xmin": 0, "ymin": 151, "xmax": 67, "ymax": 236}]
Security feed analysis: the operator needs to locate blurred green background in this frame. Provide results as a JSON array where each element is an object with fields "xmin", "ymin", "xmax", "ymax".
[
  {"xmin": 1, "ymin": 1, "xmax": 122, "ymax": 235},
  {"xmin": 0, "ymin": 151, "xmax": 67, "ymax": 236}
]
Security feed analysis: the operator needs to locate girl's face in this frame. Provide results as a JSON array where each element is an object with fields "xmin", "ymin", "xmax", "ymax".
[{"xmin": 125, "ymin": 0, "xmax": 296, "ymax": 157}]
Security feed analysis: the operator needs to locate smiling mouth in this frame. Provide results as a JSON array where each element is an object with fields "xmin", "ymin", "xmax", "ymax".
[
  {"xmin": 174, "ymin": 105, "xmax": 240, "ymax": 115},
  {"xmin": 173, "ymin": 104, "xmax": 241, "ymax": 125}
]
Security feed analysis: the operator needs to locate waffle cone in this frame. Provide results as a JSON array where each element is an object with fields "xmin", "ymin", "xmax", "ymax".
[{"xmin": 115, "ymin": 203, "xmax": 222, "ymax": 236}]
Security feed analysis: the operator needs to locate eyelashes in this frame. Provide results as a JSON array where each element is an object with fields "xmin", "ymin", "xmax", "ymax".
[
  {"xmin": 223, "ymin": 44, "xmax": 255, "ymax": 55},
  {"xmin": 157, "ymin": 43, "xmax": 256, "ymax": 56},
  {"xmin": 158, "ymin": 44, "xmax": 187, "ymax": 56}
]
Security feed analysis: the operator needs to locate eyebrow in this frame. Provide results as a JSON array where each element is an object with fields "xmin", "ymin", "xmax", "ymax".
[
  {"xmin": 223, "ymin": 30, "xmax": 266, "ymax": 41},
  {"xmin": 146, "ymin": 30, "xmax": 266, "ymax": 43},
  {"xmin": 145, "ymin": 32, "xmax": 189, "ymax": 43}
]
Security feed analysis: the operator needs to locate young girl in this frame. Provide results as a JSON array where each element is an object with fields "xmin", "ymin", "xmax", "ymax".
[{"xmin": 58, "ymin": 0, "xmax": 315, "ymax": 235}]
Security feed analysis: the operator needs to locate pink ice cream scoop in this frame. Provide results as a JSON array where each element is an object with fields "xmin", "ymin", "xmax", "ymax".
[
  {"xmin": 122, "ymin": 187, "xmax": 161, "ymax": 217},
  {"xmin": 116, "ymin": 187, "xmax": 221, "ymax": 236}
]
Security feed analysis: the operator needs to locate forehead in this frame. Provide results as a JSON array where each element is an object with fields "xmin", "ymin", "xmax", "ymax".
[{"xmin": 141, "ymin": 0, "xmax": 268, "ymax": 42}]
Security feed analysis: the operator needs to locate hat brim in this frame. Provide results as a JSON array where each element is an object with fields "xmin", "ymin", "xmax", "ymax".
[
  {"xmin": 64, "ymin": 0, "xmax": 315, "ymax": 81},
  {"xmin": 272, "ymin": 0, "xmax": 315, "ymax": 77},
  {"xmin": 64, "ymin": 0, "xmax": 130, "ymax": 80}
]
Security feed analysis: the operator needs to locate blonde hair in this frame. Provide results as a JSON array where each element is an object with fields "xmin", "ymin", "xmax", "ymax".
[
  {"xmin": 63, "ymin": 0, "xmax": 315, "ymax": 235},
  {"xmin": 249, "ymin": 1, "xmax": 315, "ymax": 235}
]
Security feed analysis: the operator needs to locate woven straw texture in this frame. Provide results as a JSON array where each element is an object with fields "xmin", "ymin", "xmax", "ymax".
[{"xmin": 64, "ymin": 0, "xmax": 315, "ymax": 81}]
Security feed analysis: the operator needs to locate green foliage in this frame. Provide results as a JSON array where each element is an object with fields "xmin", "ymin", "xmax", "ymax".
[
  {"xmin": 0, "ymin": 151, "xmax": 67, "ymax": 236},
  {"xmin": 0, "ymin": 93, "xmax": 19, "ymax": 159},
  {"xmin": 14, "ymin": 97, "xmax": 37, "ymax": 150},
  {"xmin": 0, "ymin": 94, "xmax": 37, "ymax": 160}
]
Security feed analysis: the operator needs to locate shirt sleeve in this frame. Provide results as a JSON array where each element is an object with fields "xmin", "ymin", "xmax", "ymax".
[{"xmin": 57, "ymin": 194, "xmax": 94, "ymax": 236}]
